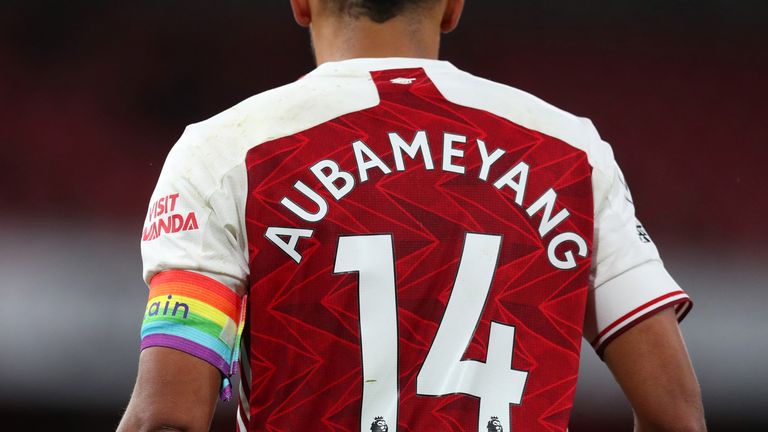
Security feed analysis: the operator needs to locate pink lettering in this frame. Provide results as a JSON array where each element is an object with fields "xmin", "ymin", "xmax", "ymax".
[
  {"xmin": 183, "ymin": 213, "xmax": 199, "ymax": 231},
  {"xmin": 141, "ymin": 210, "xmax": 199, "ymax": 242},
  {"xmin": 171, "ymin": 213, "xmax": 184, "ymax": 232},
  {"xmin": 168, "ymin": 193, "xmax": 180, "ymax": 212}
]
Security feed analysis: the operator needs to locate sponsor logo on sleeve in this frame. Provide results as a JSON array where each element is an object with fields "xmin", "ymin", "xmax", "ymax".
[{"xmin": 142, "ymin": 193, "xmax": 199, "ymax": 241}]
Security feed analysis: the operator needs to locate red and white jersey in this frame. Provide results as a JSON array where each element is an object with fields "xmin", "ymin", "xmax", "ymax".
[{"xmin": 139, "ymin": 58, "xmax": 691, "ymax": 432}]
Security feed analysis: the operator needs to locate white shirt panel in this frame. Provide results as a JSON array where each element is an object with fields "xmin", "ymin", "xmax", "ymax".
[
  {"xmin": 583, "ymin": 161, "xmax": 689, "ymax": 348},
  {"xmin": 140, "ymin": 127, "xmax": 250, "ymax": 294}
]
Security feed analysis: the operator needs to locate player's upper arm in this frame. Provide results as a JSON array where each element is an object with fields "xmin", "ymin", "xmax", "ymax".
[
  {"xmin": 604, "ymin": 307, "xmax": 705, "ymax": 431},
  {"xmin": 584, "ymin": 144, "xmax": 692, "ymax": 356},
  {"xmin": 135, "ymin": 126, "xmax": 249, "ymax": 400},
  {"xmin": 581, "ymin": 131, "xmax": 702, "ymax": 428},
  {"xmin": 121, "ymin": 126, "xmax": 249, "ymax": 430}
]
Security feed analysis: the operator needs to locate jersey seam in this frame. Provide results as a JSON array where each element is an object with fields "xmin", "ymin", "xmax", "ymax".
[{"xmin": 591, "ymin": 258, "xmax": 664, "ymax": 291}]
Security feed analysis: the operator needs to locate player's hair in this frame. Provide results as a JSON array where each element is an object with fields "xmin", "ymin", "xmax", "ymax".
[{"xmin": 327, "ymin": 0, "xmax": 439, "ymax": 23}]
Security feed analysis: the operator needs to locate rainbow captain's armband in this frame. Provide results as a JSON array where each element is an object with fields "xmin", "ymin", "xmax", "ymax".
[{"xmin": 140, "ymin": 270, "xmax": 246, "ymax": 401}]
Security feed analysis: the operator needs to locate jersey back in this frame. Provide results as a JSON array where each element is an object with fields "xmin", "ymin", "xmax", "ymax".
[
  {"xmin": 140, "ymin": 57, "xmax": 691, "ymax": 432},
  {"xmin": 243, "ymin": 67, "xmax": 593, "ymax": 432}
]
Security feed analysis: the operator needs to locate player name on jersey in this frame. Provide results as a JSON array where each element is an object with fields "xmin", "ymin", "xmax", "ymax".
[{"xmin": 266, "ymin": 130, "xmax": 588, "ymax": 270}]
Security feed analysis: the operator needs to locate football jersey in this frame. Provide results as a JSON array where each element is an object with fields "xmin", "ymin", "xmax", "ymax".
[{"xmin": 139, "ymin": 58, "xmax": 691, "ymax": 432}]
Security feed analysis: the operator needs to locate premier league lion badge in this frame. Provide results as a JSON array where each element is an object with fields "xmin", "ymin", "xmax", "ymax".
[
  {"xmin": 370, "ymin": 416, "xmax": 389, "ymax": 431},
  {"xmin": 487, "ymin": 416, "xmax": 503, "ymax": 432}
]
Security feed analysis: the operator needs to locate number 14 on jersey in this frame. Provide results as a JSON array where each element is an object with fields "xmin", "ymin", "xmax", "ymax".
[{"xmin": 334, "ymin": 233, "xmax": 529, "ymax": 432}]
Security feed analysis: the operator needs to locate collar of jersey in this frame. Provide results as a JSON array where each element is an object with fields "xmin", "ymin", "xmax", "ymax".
[{"xmin": 306, "ymin": 57, "xmax": 458, "ymax": 78}]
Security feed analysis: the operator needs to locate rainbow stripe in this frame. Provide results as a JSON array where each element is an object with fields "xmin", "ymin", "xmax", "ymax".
[{"xmin": 140, "ymin": 270, "xmax": 246, "ymax": 400}]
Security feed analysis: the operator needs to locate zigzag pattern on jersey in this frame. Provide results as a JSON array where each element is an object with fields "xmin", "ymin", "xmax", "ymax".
[{"xmin": 243, "ymin": 68, "xmax": 594, "ymax": 431}]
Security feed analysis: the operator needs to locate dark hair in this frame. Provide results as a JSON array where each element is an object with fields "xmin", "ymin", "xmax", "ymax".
[{"xmin": 328, "ymin": 0, "xmax": 437, "ymax": 23}]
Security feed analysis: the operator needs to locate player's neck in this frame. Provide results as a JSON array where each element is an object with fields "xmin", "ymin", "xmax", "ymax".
[{"xmin": 310, "ymin": 16, "xmax": 441, "ymax": 65}]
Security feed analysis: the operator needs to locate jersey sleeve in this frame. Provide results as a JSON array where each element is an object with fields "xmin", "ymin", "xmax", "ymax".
[
  {"xmin": 584, "ymin": 157, "xmax": 692, "ymax": 356},
  {"xmin": 139, "ymin": 125, "xmax": 249, "ymax": 400}
]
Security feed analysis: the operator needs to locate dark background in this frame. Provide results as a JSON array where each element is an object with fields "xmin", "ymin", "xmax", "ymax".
[{"xmin": 0, "ymin": 1, "xmax": 766, "ymax": 430}]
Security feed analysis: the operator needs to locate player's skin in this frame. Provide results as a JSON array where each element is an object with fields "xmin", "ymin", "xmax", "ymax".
[{"xmin": 117, "ymin": 1, "xmax": 706, "ymax": 431}]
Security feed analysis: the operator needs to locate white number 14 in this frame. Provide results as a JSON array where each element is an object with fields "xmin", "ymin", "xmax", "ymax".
[{"xmin": 334, "ymin": 233, "xmax": 528, "ymax": 432}]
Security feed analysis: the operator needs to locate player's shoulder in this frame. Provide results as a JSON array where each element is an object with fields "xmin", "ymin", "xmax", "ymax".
[
  {"xmin": 439, "ymin": 67, "xmax": 617, "ymax": 173},
  {"xmin": 195, "ymin": 71, "xmax": 380, "ymax": 140},
  {"xmin": 165, "ymin": 74, "xmax": 377, "ymax": 181}
]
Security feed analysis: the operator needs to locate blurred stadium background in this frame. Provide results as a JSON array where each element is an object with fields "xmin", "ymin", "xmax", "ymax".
[{"xmin": 1, "ymin": 0, "xmax": 766, "ymax": 430}]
